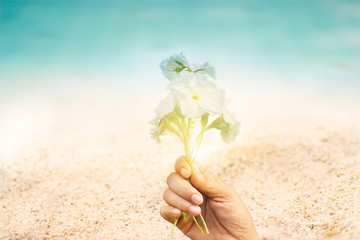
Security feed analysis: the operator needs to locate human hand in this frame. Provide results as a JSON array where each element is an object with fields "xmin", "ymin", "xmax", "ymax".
[{"xmin": 160, "ymin": 156, "xmax": 260, "ymax": 240}]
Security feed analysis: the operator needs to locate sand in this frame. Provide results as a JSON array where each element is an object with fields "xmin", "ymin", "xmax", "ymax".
[{"xmin": 0, "ymin": 87, "xmax": 360, "ymax": 240}]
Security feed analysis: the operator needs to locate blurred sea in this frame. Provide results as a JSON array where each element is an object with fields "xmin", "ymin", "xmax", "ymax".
[{"xmin": 0, "ymin": 0, "xmax": 359, "ymax": 100}]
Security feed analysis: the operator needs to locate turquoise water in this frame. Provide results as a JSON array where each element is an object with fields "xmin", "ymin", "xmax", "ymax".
[{"xmin": 1, "ymin": 0, "xmax": 359, "ymax": 96}]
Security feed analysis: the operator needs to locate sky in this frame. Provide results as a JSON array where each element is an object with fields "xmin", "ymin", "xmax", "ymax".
[{"xmin": 0, "ymin": 0, "xmax": 359, "ymax": 98}]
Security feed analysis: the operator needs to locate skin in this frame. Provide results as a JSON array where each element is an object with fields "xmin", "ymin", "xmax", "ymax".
[{"xmin": 160, "ymin": 156, "xmax": 260, "ymax": 240}]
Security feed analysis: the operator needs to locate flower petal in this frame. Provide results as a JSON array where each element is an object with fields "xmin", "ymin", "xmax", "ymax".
[
  {"xmin": 154, "ymin": 94, "xmax": 176, "ymax": 119},
  {"xmin": 178, "ymin": 96, "xmax": 204, "ymax": 118},
  {"xmin": 160, "ymin": 53, "xmax": 188, "ymax": 80}
]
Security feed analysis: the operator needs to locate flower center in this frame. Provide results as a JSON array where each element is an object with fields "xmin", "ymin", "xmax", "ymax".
[{"xmin": 192, "ymin": 94, "xmax": 198, "ymax": 100}]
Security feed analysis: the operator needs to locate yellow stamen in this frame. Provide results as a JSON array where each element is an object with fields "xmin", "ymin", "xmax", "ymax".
[{"xmin": 192, "ymin": 95, "xmax": 198, "ymax": 100}]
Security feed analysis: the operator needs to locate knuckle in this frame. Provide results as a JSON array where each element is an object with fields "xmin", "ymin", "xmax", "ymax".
[
  {"xmin": 179, "ymin": 185, "xmax": 189, "ymax": 197},
  {"xmin": 181, "ymin": 202, "xmax": 192, "ymax": 212},
  {"xmin": 201, "ymin": 174, "xmax": 210, "ymax": 185},
  {"xmin": 168, "ymin": 177, "xmax": 192, "ymax": 198},
  {"xmin": 166, "ymin": 172, "xmax": 177, "ymax": 185},
  {"xmin": 159, "ymin": 206, "xmax": 164, "ymax": 217},
  {"xmin": 178, "ymin": 155, "xmax": 186, "ymax": 162},
  {"xmin": 175, "ymin": 156, "xmax": 183, "ymax": 163},
  {"xmin": 160, "ymin": 206, "xmax": 168, "ymax": 217},
  {"xmin": 186, "ymin": 186, "xmax": 197, "ymax": 199},
  {"xmin": 163, "ymin": 188, "xmax": 170, "ymax": 201},
  {"xmin": 175, "ymin": 157, "xmax": 185, "ymax": 171}
]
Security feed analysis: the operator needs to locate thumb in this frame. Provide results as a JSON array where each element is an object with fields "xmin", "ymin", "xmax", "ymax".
[{"xmin": 190, "ymin": 163, "xmax": 236, "ymax": 201}]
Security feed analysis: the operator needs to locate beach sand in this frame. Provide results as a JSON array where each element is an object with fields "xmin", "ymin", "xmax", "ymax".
[{"xmin": 1, "ymin": 86, "xmax": 360, "ymax": 240}]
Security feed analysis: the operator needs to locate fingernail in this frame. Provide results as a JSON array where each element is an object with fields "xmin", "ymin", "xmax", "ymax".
[
  {"xmin": 189, "ymin": 205, "xmax": 201, "ymax": 216},
  {"xmin": 172, "ymin": 208, "xmax": 181, "ymax": 216},
  {"xmin": 191, "ymin": 194, "xmax": 203, "ymax": 205},
  {"xmin": 180, "ymin": 168, "xmax": 189, "ymax": 178}
]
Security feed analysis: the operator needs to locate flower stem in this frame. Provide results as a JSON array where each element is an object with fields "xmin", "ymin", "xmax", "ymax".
[
  {"xmin": 199, "ymin": 213, "xmax": 210, "ymax": 234},
  {"xmin": 192, "ymin": 216, "xmax": 205, "ymax": 237},
  {"xmin": 171, "ymin": 117, "xmax": 209, "ymax": 239},
  {"xmin": 171, "ymin": 217, "xmax": 179, "ymax": 240},
  {"xmin": 182, "ymin": 212, "xmax": 190, "ymax": 222},
  {"xmin": 190, "ymin": 130, "xmax": 205, "ymax": 164}
]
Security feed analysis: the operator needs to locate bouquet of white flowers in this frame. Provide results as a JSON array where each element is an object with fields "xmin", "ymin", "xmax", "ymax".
[{"xmin": 151, "ymin": 53, "xmax": 240, "ymax": 239}]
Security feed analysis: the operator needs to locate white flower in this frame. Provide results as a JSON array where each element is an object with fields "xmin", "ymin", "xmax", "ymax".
[
  {"xmin": 150, "ymin": 123, "xmax": 163, "ymax": 143},
  {"xmin": 221, "ymin": 111, "xmax": 240, "ymax": 143},
  {"xmin": 160, "ymin": 53, "xmax": 188, "ymax": 80},
  {"xmin": 167, "ymin": 74, "xmax": 225, "ymax": 118},
  {"xmin": 188, "ymin": 62, "xmax": 216, "ymax": 79},
  {"xmin": 151, "ymin": 53, "xmax": 239, "ymax": 146},
  {"xmin": 153, "ymin": 93, "xmax": 176, "ymax": 120},
  {"xmin": 205, "ymin": 111, "xmax": 240, "ymax": 143},
  {"xmin": 160, "ymin": 53, "xmax": 216, "ymax": 80}
]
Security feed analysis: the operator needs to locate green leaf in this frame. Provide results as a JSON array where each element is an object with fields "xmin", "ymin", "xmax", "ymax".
[
  {"xmin": 206, "ymin": 115, "xmax": 227, "ymax": 131},
  {"xmin": 201, "ymin": 113, "xmax": 209, "ymax": 129},
  {"xmin": 163, "ymin": 119, "xmax": 182, "ymax": 139},
  {"xmin": 167, "ymin": 112, "xmax": 181, "ymax": 128},
  {"xmin": 174, "ymin": 105, "xmax": 184, "ymax": 119},
  {"xmin": 159, "ymin": 117, "xmax": 165, "ymax": 127},
  {"xmin": 174, "ymin": 66, "xmax": 185, "ymax": 73},
  {"xmin": 194, "ymin": 68, "xmax": 205, "ymax": 73},
  {"xmin": 175, "ymin": 60, "xmax": 186, "ymax": 68}
]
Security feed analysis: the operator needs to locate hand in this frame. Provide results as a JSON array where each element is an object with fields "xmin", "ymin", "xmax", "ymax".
[{"xmin": 160, "ymin": 156, "xmax": 260, "ymax": 240}]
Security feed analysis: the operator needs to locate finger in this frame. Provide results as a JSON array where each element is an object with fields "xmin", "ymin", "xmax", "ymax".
[
  {"xmin": 174, "ymin": 156, "xmax": 192, "ymax": 178},
  {"xmin": 163, "ymin": 188, "xmax": 201, "ymax": 216},
  {"xmin": 167, "ymin": 172, "xmax": 203, "ymax": 205},
  {"xmin": 190, "ymin": 163, "xmax": 237, "ymax": 200},
  {"xmin": 160, "ymin": 205, "xmax": 182, "ymax": 223},
  {"xmin": 159, "ymin": 205, "xmax": 194, "ymax": 235}
]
